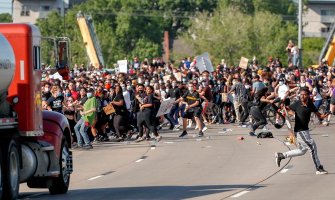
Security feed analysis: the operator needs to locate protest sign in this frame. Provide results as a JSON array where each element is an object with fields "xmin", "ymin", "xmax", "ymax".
[
  {"xmin": 239, "ymin": 57, "xmax": 249, "ymax": 69},
  {"xmin": 117, "ymin": 60, "xmax": 128, "ymax": 73},
  {"xmin": 196, "ymin": 52, "xmax": 214, "ymax": 73},
  {"xmin": 156, "ymin": 98, "xmax": 176, "ymax": 117}
]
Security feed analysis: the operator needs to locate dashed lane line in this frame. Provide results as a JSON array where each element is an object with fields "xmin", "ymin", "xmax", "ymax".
[
  {"xmin": 231, "ymin": 190, "xmax": 250, "ymax": 198},
  {"xmin": 88, "ymin": 175, "xmax": 103, "ymax": 181}
]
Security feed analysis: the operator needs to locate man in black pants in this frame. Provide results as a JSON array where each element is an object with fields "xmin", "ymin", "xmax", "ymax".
[
  {"xmin": 166, "ymin": 80, "xmax": 182, "ymax": 130},
  {"xmin": 249, "ymin": 88, "xmax": 270, "ymax": 136},
  {"xmin": 275, "ymin": 87, "xmax": 329, "ymax": 175},
  {"xmin": 135, "ymin": 86, "xmax": 162, "ymax": 142}
]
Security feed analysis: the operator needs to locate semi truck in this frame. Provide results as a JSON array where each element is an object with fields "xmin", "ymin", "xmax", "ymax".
[{"xmin": 0, "ymin": 23, "xmax": 73, "ymax": 199}]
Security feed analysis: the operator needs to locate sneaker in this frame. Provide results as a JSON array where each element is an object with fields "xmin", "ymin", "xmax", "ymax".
[
  {"xmin": 198, "ymin": 131, "xmax": 204, "ymax": 137},
  {"xmin": 155, "ymin": 135, "xmax": 162, "ymax": 142},
  {"xmin": 187, "ymin": 121, "xmax": 193, "ymax": 128},
  {"xmin": 195, "ymin": 125, "xmax": 199, "ymax": 130},
  {"xmin": 72, "ymin": 143, "xmax": 83, "ymax": 149},
  {"xmin": 249, "ymin": 131, "xmax": 256, "ymax": 136},
  {"xmin": 275, "ymin": 152, "xmax": 285, "ymax": 167},
  {"xmin": 92, "ymin": 137, "xmax": 100, "ymax": 144},
  {"xmin": 322, "ymin": 121, "xmax": 329, "ymax": 126},
  {"xmin": 82, "ymin": 144, "xmax": 93, "ymax": 150},
  {"xmin": 179, "ymin": 130, "xmax": 188, "ymax": 137},
  {"xmin": 202, "ymin": 126, "xmax": 208, "ymax": 132},
  {"xmin": 316, "ymin": 165, "xmax": 328, "ymax": 175},
  {"xmin": 169, "ymin": 125, "xmax": 174, "ymax": 130},
  {"xmin": 135, "ymin": 137, "xmax": 145, "ymax": 143},
  {"xmin": 173, "ymin": 124, "xmax": 181, "ymax": 131}
]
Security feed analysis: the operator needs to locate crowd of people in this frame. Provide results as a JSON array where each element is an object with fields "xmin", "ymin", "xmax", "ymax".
[{"xmin": 39, "ymin": 51, "xmax": 335, "ymax": 153}]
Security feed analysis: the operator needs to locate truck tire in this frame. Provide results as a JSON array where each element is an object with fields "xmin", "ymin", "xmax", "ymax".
[
  {"xmin": 48, "ymin": 137, "xmax": 70, "ymax": 195},
  {"xmin": 2, "ymin": 140, "xmax": 20, "ymax": 200}
]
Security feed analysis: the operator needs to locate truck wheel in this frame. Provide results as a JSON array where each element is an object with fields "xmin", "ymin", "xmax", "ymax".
[
  {"xmin": 2, "ymin": 140, "xmax": 20, "ymax": 200},
  {"xmin": 49, "ymin": 137, "xmax": 71, "ymax": 194}
]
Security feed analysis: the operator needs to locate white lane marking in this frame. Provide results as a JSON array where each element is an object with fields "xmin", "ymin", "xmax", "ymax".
[
  {"xmin": 231, "ymin": 190, "xmax": 250, "ymax": 198},
  {"xmin": 164, "ymin": 142, "xmax": 174, "ymax": 144},
  {"xmin": 151, "ymin": 147, "xmax": 156, "ymax": 150},
  {"xmin": 196, "ymin": 139, "xmax": 202, "ymax": 141},
  {"xmin": 88, "ymin": 175, "xmax": 103, "ymax": 181},
  {"xmin": 322, "ymin": 134, "xmax": 329, "ymax": 137},
  {"xmin": 281, "ymin": 169, "xmax": 289, "ymax": 173},
  {"xmin": 136, "ymin": 159, "xmax": 144, "ymax": 163},
  {"xmin": 20, "ymin": 60, "xmax": 25, "ymax": 80}
]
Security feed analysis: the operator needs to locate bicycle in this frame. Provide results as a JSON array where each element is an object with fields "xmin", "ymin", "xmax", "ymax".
[{"xmin": 203, "ymin": 102, "xmax": 220, "ymax": 124}]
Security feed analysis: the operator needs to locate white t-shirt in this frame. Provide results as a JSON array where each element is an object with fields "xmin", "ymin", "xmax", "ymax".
[
  {"xmin": 123, "ymin": 91, "xmax": 131, "ymax": 110},
  {"xmin": 278, "ymin": 84, "xmax": 289, "ymax": 100},
  {"xmin": 313, "ymin": 88, "xmax": 322, "ymax": 101}
]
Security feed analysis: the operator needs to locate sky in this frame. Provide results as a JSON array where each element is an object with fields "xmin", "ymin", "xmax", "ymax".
[{"xmin": 0, "ymin": 0, "xmax": 11, "ymax": 14}]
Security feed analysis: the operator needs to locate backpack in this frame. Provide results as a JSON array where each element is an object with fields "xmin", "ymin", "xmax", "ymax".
[{"xmin": 257, "ymin": 131, "xmax": 273, "ymax": 138}]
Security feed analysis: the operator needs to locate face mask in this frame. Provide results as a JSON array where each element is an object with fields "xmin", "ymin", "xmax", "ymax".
[
  {"xmin": 279, "ymin": 81, "xmax": 284, "ymax": 86},
  {"xmin": 138, "ymin": 79, "xmax": 143, "ymax": 84},
  {"xmin": 154, "ymin": 85, "xmax": 159, "ymax": 90},
  {"xmin": 217, "ymin": 81, "xmax": 221, "ymax": 85},
  {"xmin": 87, "ymin": 93, "xmax": 93, "ymax": 98},
  {"xmin": 188, "ymin": 87, "xmax": 194, "ymax": 92},
  {"xmin": 138, "ymin": 90, "xmax": 144, "ymax": 94},
  {"xmin": 121, "ymin": 86, "xmax": 126, "ymax": 91},
  {"xmin": 127, "ymin": 86, "xmax": 132, "ymax": 90},
  {"xmin": 165, "ymin": 89, "xmax": 169, "ymax": 93},
  {"xmin": 264, "ymin": 82, "xmax": 269, "ymax": 86},
  {"xmin": 145, "ymin": 82, "xmax": 149, "ymax": 86},
  {"xmin": 245, "ymin": 85, "xmax": 250, "ymax": 89},
  {"xmin": 172, "ymin": 83, "xmax": 177, "ymax": 88},
  {"xmin": 159, "ymin": 81, "xmax": 163, "ymax": 84},
  {"xmin": 150, "ymin": 83, "xmax": 154, "ymax": 86},
  {"xmin": 57, "ymin": 92, "xmax": 62, "ymax": 97},
  {"xmin": 44, "ymin": 88, "xmax": 50, "ymax": 92},
  {"xmin": 202, "ymin": 83, "xmax": 206, "ymax": 87},
  {"xmin": 232, "ymin": 81, "xmax": 236, "ymax": 85},
  {"xmin": 66, "ymin": 93, "xmax": 71, "ymax": 97}
]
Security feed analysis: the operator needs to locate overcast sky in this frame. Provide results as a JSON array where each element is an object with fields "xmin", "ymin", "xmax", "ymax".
[{"xmin": 0, "ymin": 0, "xmax": 11, "ymax": 14}]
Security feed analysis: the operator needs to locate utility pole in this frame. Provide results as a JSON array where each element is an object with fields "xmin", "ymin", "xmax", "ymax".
[
  {"xmin": 11, "ymin": 0, "xmax": 14, "ymax": 22},
  {"xmin": 298, "ymin": 0, "xmax": 303, "ymax": 68}
]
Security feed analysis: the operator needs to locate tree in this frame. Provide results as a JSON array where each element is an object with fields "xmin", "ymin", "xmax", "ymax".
[
  {"xmin": 0, "ymin": 13, "xmax": 12, "ymax": 23},
  {"xmin": 36, "ymin": 0, "xmax": 217, "ymax": 67},
  {"xmin": 184, "ymin": 5, "xmax": 297, "ymax": 66}
]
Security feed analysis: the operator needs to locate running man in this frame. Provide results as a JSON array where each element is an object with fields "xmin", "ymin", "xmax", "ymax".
[{"xmin": 275, "ymin": 87, "xmax": 329, "ymax": 174}]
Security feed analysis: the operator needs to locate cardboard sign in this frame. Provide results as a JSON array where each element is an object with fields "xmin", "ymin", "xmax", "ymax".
[
  {"xmin": 117, "ymin": 60, "xmax": 128, "ymax": 73},
  {"xmin": 221, "ymin": 93, "xmax": 228, "ymax": 102},
  {"xmin": 156, "ymin": 98, "xmax": 176, "ymax": 117},
  {"xmin": 239, "ymin": 57, "xmax": 249, "ymax": 69},
  {"xmin": 196, "ymin": 52, "xmax": 214, "ymax": 73},
  {"xmin": 163, "ymin": 75, "xmax": 171, "ymax": 83},
  {"xmin": 175, "ymin": 72, "xmax": 182, "ymax": 81}
]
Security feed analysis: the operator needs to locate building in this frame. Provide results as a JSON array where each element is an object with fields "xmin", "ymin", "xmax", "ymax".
[
  {"xmin": 304, "ymin": 0, "xmax": 335, "ymax": 37},
  {"xmin": 12, "ymin": 0, "xmax": 86, "ymax": 24}
]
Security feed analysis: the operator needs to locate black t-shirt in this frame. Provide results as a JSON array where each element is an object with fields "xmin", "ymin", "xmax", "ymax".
[
  {"xmin": 46, "ymin": 96, "xmax": 64, "ymax": 113},
  {"xmin": 143, "ymin": 94, "xmax": 154, "ymax": 111},
  {"xmin": 113, "ymin": 93, "xmax": 126, "ymax": 115},
  {"xmin": 183, "ymin": 91, "xmax": 201, "ymax": 109},
  {"xmin": 289, "ymin": 100, "xmax": 318, "ymax": 132},
  {"xmin": 167, "ymin": 87, "xmax": 181, "ymax": 99}
]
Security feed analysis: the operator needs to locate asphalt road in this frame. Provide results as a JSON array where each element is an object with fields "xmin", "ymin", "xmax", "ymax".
[{"xmin": 19, "ymin": 121, "xmax": 335, "ymax": 200}]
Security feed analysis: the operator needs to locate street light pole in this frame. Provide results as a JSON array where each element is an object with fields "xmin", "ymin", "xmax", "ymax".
[{"xmin": 298, "ymin": 0, "xmax": 303, "ymax": 68}]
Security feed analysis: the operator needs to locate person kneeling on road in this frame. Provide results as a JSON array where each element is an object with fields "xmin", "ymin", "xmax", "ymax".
[{"xmin": 179, "ymin": 82, "xmax": 205, "ymax": 137}]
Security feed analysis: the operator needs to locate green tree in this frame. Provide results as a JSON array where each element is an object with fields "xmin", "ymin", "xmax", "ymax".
[
  {"xmin": 36, "ymin": 0, "xmax": 217, "ymax": 67},
  {"xmin": 184, "ymin": 6, "xmax": 297, "ymax": 66},
  {"xmin": 0, "ymin": 13, "xmax": 12, "ymax": 22}
]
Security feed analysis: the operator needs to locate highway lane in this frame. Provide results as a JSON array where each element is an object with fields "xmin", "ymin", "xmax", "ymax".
[{"xmin": 18, "ymin": 122, "xmax": 335, "ymax": 200}]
